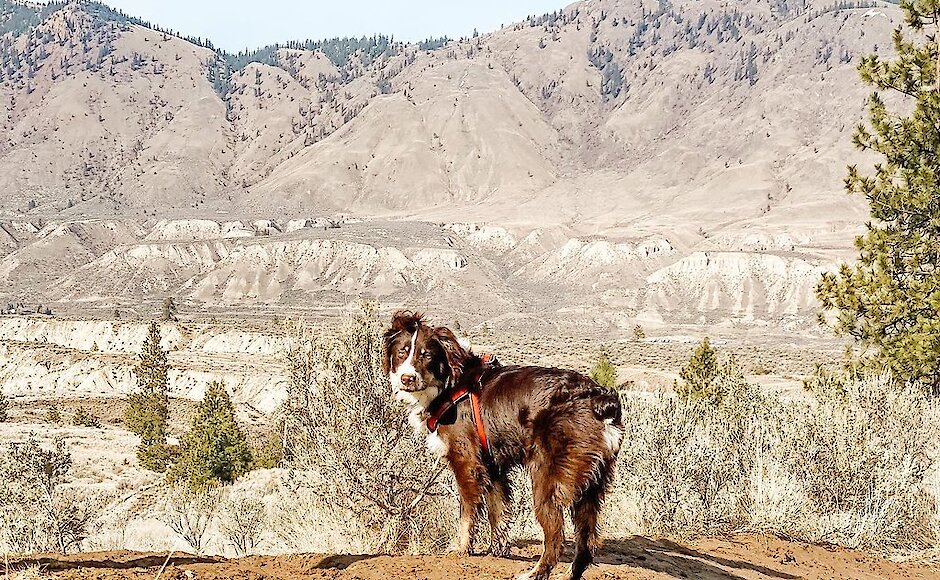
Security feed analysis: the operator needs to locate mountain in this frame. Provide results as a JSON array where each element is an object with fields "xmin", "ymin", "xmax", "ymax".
[{"xmin": 0, "ymin": 0, "xmax": 906, "ymax": 331}]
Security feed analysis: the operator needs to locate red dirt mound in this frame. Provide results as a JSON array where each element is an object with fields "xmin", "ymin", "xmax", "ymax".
[{"xmin": 9, "ymin": 535, "xmax": 938, "ymax": 579}]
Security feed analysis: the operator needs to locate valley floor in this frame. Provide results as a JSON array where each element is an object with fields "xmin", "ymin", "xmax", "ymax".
[{"xmin": 9, "ymin": 536, "xmax": 938, "ymax": 580}]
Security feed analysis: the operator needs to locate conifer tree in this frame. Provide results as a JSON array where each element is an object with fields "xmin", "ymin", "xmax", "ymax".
[
  {"xmin": 126, "ymin": 322, "xmax": 170, "ymax": 448},
  {"xmin": 46, "ymin": 402, "xmax": 62, "ymax": 424},
  {"xmin": 170, "ymin": 381, "xmax": 252, "ymax": 487},
  {"xmin": 162, "ymin": 297, "xmax": 178, "ymax": 322},
  {"xmin": 633, "ymin": 324, "xmax": 646, "ymax": 341},
  {"xmin": 675, "ymin": 337, "xmax": 719, "ymax": 402},
  {"xmin": 589, "ymin": 350, "xmax": 618, "ymax": 389},
  {"xmin": 0, "ymin": 385, "xmax": 8, "ymax": 422},
  {"xmin": 817, "ymin": 0, "xmax": 940, "ymax": 394}
]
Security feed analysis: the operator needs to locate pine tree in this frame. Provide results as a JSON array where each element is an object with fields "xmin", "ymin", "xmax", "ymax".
[
  {"xmin": 162, "ymin": 297, "xmax": 178, "ymax": 322},
  {"xmin": 817, "ymin": 0, "xmax": 940, "ymax": 394},
  {"xmin": 0, "ymin": 385, "xmax": 8, "ymax": 422},
  {"xmin": 46, "ymin": 402, "xmax": 62, "ymax": 424},
  {"xmin": 72, "ymin": 406, "xmax": 101, "ymax": 428},
  {"xmin": 633, "ymin": 324, "xmax": 646, "ymax": 341},
  {"xmin": 126, "ymin": 322, "xmax": 170, "ymax": 448},
  {"xmin": 170, "ymin": 381, "xmax": 252, "ymax": 487},
  {"xmin": 589, "ymin": 350, "xmax": 618, "ymax": 389},
  {"xmin": 675, "ymin": 337, "xmax": 719, "ymax": 401}
]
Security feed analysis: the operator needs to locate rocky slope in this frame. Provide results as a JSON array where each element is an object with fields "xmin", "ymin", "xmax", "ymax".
[
  {"xmin": 0, "ymin": 0, "xmax": 898, "ymax": 224},
  {"xmin": 0, "ymin": 0, "xmax": 904, "ymax": 329}
]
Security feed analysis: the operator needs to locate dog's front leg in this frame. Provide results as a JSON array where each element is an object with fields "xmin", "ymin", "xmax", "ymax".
[
  {"xmin": 485, "ymin": 481, "xmax": 510, "ymax": 557},
  {"xmin": 450, "ymin": 454, "xmax": 485, "ymax": 555},
  {"xmin": 456, "ymin": 497, "xmax": 480, "ymax": 555}
]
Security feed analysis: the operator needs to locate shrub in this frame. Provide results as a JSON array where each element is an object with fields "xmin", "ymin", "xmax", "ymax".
[
  {"xmin": 782, "ymin": 373, "xmax": 938, "ymax": 549},
  {"xmin": 611, "ymin": 372, "xmax": 939, "ymax": 550},
  {"xmin": 71, "ymin": 406, "xmax": 101, "ymax": 428},
  {"xmin": 250, "ymin": 424, "xmax": 283, "ymax": 470},
  {"xmin": 162, "ymin": 483, "xmax": 220, "ymax": 554},
  {"xmin": 0, "ymin": 438, "xmax": 103, "ymax": 554},
  {"xmin": 617, "ymin": 368, "xmax": 766, "ymax": 536},
  {"xmin": 281, "ymin": 303, "xmax": 453, "ymax": 554},
  {"xmin": 169, "ymin": 381, "xmax": 252, "ymax": 487},
  {"xmin": 46, "ymin": 403, "xmax": 62, "ymax": 424},
  {"xmin": 137, "ymin": 442, "xmax": 180, "ymax": 473},
  {"xmin": 219, "ymin": 495, "xmax": 266, "ymax": 556},
  {"xmin": 589, "ymin": 349, "xmax": 617, "ymax": 388}
]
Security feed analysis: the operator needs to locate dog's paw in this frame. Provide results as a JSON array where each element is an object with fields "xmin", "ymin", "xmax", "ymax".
[
  {"xmin": 516, "ymin": 567, "xmax": 551, "ymax": 580},
  {"xmin": 488, "ymin": 542, "xmax": 510, "ymax": 558}
]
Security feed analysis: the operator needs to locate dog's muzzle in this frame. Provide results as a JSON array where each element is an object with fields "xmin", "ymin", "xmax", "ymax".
[{"xmin": 399, "ymin": 374, "xmax": 427, "ymax": 393}]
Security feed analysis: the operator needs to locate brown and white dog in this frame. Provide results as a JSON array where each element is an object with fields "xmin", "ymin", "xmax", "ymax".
[{"xmin": 384, "ymin": 311, "xmax": 623, "ymax": 580}]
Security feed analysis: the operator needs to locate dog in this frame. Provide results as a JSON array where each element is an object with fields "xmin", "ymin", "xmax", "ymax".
[{"xmin": 383, "ymin": 311, "xmax": 623, "ymax": 580}]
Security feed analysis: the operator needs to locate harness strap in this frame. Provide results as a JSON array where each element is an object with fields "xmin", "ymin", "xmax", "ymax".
[
  {"xmin": 426, "ymin": 355, "xmax": 498, "ymax": 453},
  {"xmin": 469, "ymin": 390, "xmax": 488, "ymax": 451}
]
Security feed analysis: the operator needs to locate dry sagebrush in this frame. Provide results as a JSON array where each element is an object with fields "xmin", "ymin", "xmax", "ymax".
[
  {"xmin": 0, "ymin": 438, "xmax": 105, "ymax": 554},
  {"xmin": 160, "ymin": 483, "xmax": 222, "ymax": 554},
  {"xmin": 218, "ymin": 495, "xmax": 266, "ymax": 556},
  {"xmin": 271, "ymin": 312, "xmax": 938, "ymax": 557},
  {"xmin": 610, "ymin": 370, "xmax": 939, "ymax": 553},
  {"xmin": 277, "ymin": 305, "xmax": 455, "ymax": 554}
]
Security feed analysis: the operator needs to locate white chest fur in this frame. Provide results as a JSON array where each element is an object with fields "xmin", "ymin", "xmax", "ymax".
[{"xmin": 406, "ymin": 405, "xmax": 449, "ymax": 456}]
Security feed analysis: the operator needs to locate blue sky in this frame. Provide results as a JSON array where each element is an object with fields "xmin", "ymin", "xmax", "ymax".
[{"xmin": 103, "ymin": 0, "xmax": 569, "ymax": 53}]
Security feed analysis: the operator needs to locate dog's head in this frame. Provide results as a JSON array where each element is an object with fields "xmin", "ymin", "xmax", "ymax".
[{"xmin": 383, "ymin": 311, "xmax": 469, "ymax": 409}]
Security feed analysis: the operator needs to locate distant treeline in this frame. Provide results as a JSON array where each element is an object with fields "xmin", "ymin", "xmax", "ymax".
[{"xmin": 0, "ymin": 0, "xmax": 451, "ymax": 69}]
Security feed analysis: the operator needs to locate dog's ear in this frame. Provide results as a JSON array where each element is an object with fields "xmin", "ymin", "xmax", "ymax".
[
  {"xmin": 431, "ymin": 326, "xmax": 469, "ymax": 384},
  {"xmin": 389, "ymin": 310, "xmax": 424, "ymax": 332},
  {"xmin": 383, "ymin": 310, "xmax": 424, "ymax": 374}
]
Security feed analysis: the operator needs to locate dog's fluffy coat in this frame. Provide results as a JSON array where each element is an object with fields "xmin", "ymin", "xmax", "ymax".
[{"xmin": 384, "ymin": 311, "xmax": 622, "ymax": 580}]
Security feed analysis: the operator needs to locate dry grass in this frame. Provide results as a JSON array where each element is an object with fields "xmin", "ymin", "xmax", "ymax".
[
  {"xmin": 605, "ymin": 373, "xmax": 939, "ymax": 554},
  {"xmin": 1, "ymin": 310, "xmax": 936, "ymax": 561}
]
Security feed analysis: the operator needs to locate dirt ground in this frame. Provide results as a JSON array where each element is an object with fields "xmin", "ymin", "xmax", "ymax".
[{"xmin": 8, "ymin": 535, "xmax": 938, "ymax": 580}]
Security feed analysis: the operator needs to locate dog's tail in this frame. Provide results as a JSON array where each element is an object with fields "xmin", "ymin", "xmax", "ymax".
[
  {"xmin": 591, "ymin": 389, "xmax": 622, "ymax": 425},
  {"xmin": 591, "ymin": 388, "xmax": 623, "ymax": 454}
]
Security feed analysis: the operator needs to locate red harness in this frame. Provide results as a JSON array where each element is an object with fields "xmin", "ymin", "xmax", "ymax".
[{"xmin": 426, "ymin": 353, "xmax": 497, "ymax": 452}]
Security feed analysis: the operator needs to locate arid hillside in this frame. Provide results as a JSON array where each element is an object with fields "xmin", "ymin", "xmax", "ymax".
[
  {"xmin": 0, "ymin": 0, "xmax": 905, "ymax": 328},
  {"xmin": 0, "ymin": 216, "xmax": 861, "ymax": 330},
  {"xmin": 0, "ymin": 0, "xmax": 898, "ymax": 224}
]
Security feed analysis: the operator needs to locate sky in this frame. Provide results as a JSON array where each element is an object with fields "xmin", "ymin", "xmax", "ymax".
[{"xmin": 101, "ymin": 0, "xmax": 569, "ymax": 53}]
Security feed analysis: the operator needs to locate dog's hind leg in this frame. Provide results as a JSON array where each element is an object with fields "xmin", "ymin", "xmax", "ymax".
[
  {"xmin": 485, "ymin": 479, "xmax": 511, "ymax": 557},
  {"xmin": 569, "ymin": 479, "xmax": 605, "ymax": 580},
  {"xmin": 518, "ymin": 468, "xmax": 564, "ymax": 580},
  {"xmin": 456, "ymin": 498, "xmax": 483, "ymax": 555}
]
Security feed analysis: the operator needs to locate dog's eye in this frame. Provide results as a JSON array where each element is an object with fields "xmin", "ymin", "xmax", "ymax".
[{"xmin": 421, "ymin": 351, "xmax": 432, "ymax": 360}]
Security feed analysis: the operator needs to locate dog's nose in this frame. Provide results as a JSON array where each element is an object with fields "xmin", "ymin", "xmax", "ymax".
[{"xmin": 400, "ymin": 374, "xmax": 416, "ymax": 388}]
